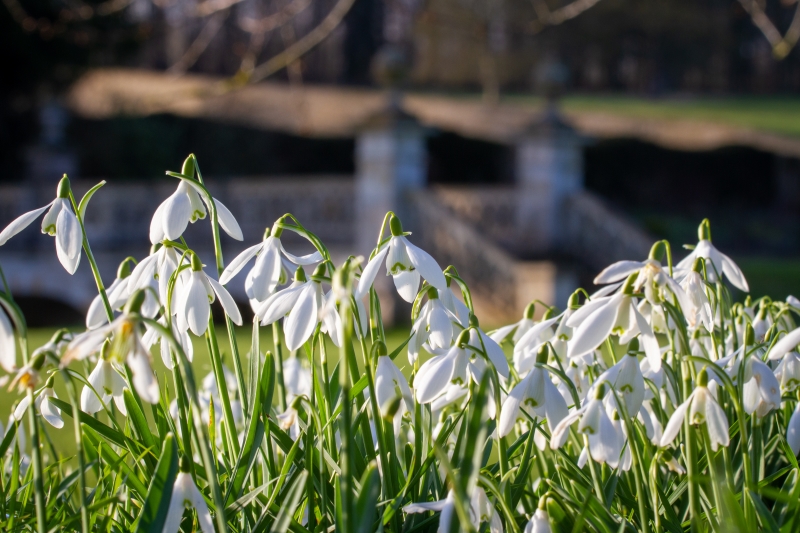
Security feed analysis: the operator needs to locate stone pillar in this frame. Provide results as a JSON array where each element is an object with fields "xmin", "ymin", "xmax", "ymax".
[
  {"xmin": 515, "ymin": 106, "xmax": 584, "ymax": 254},
  {"xmin": 355, "ymin": 102, "xmax": 428, "ymax": 255}
]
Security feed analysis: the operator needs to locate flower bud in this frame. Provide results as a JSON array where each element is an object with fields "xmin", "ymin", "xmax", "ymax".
[
  {"xmin": 567, "ymin": 291, "xmax": 582, "ymax": 310},
  {"xmin": 57, "ymin": 175, "xmax": 71, "ymax": 199},
  {"xmin": 44, "ymin": 375, "xmax": 56, "ymax": 389},
  {"xmin": 427, "ymin": 286, "xmax": 438, "ymax": 300},
  {"xmin": 312, "ymin": 263, "xmax": 327, "ymax": 279}
]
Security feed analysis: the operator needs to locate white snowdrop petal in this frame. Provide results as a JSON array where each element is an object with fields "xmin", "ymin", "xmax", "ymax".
[
  {"xmin": 594, "ymin": 261, "xmax": 645, "ymax": 285},
  {"xmin": 355, "ymin": 246, "xmax": 389, "ymax": 299},
  {"xmin": 568, "ymin": 294, "xmax": 622, "ymax": 358},
  {"xmin": 565, "ymin": 297, "xmax": 611, "ymax": 328},
  {"xmin": 219, "ymin": 243, "xmax": 262, "ymax": 285},
  {"xmin": 720, "ymin": 252, "xmax": 749, "ymax": 293},
  {"xmin": 415, "ymin": 354, "xmax": 456, "ymax": 404},
  {"xmin": 0, "ymin": 203, "xmax": 52, "ymax": 246},
  {"xmin": 55, "ymin": 207, "xmax": 82, "ymax": 274},
  {"xmin": 258, "ymin": 285, "xmax": 303, "ymax": 325},
  {"xmin": 163, "ymin": 476, "xmax": 188, "ymax": 533},
  {"xmin": 660, "ymin": 400, "xmax": 690, "ymax": 447},
  {"xmin": 207, "ymin": 276, "xmax": 242, "ymax": 325},
  {"xmin": 283, "ymin": 284, "xmax": 319, "ymax": 351},
  {"xmin": 251, "ymin": 244, "xmax": 282, "ymax": 301},
  {"xmin": 705, "ymin": 397, "xmax": 730, "ymax": 450},
  {"xmin": 149, "ymin": 200, "xmax": 168, "ymax": 244},
  {"xmin": 184, "ymin": 273, "xmax": 211, "ymax": 336},
  {"xmin": 393, "ymin": 269, "xmax": 421, "ymax": 303},
  {"xmin": 13, "ymin": 395, "xmax": 32, "ymax": 422},
  {"xmin": 162, "ymin": 189, "xmax": 192, "ymax": 240},
  {"xmin": 40, "ymin": 393, "xmax": 64, "ymax": 429},
  {"xmin": 788, "ymin": 405, "xmax": 800, "ymax": 455},
  {"xmin": 769, "ymin": 328, "xmax": 800, "ymax": 361},
  {"xmin": 498, "ymin": 375, "xmax": 528, "ymax": 437},
  {"xmin": 213, "ymin": 198, "xmax": 243, "ymax": 241},
  {"xmin": 280, "ymin": 242, "xmax": 323, "ymax": 266},
  {"xmin": 633, "ymin": 305, "xmax": 662, "ymax": 371},
  {"xmin": 404, "ymin": 239, "xmax": 447, "ymax": 291}
]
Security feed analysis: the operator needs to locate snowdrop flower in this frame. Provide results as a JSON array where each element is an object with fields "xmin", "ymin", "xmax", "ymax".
[
  {"xmin": 594, "ymin": 254, "xmax": 688, "ymax": 311},
  {"xmin": 0, "ymin": 303, "xmax": 16, "ymax": 372},
  {"xmin": 680, "ymin": 266, "xmax": 713, "ymax": 331},
  {"xmin": 589, "ymin": 344, "xmax": 645, "ymax": 415},
  {"xmin": 551, "ymin": 383, "xmax": 624, "ymax": 468},
  {"xmin": 375, "ymin": 347, "xmax": 414, "ymax": 418},
  {"xmin": 356, "ymin": 215, "xmax": 446, "ymax": 303},
  {"xmin": 126, "ymin": 242, "xmax": 186, "ymax": 315},
  {"xmin": 80, "ymin": 354, "xmax": 128, "ymax": 415},
  {"xmin": 142, "ymin": 316, "xmax": 194, "ymax": 370},
  {"xmin": 257, "ymin": 265, "xmax": 336, "ymax": 351},
  {"xmin": 13, "ymin": 376, "xmax": 63, "ymax": 428},
  {"xmin": 414, "ymin": 332, "xmax": 473, "ymax": 405},
  {"xmin": 512, "ymin": 311, "xmax": 562, "ymax": 377},
  {"xmin": 284, "ymin": 356, "xmax": 312, "ymax": 401},
  {"xmin": 675, "ymin": 219, "xmax": 748, "ymax": 292},
  {"xmin": 524, "ymin": 506, "xmax": 551, "ymax": 533},
  {"xmin": 64, "ymin": 290, "xmax": 160, "ymax": 405},
  {"xmin": 787, "ymin": 402, "xmax": 800, "ymax": 455},
  {"xmin": 498, "ymin": 346, "xmax": 568, "ymax": 448},
  {"xmin": 220, "ymin": 225, "xmax": 323, "ymax": 303},
  {"xmin": 403, "ymin": 487, "xmax": 502, "ymax": 533},
  {"xmin": 0, "ymin": 176, "xmax": 82, "ymax": 274},
  {"xmin": 660, "ymin": 368, "xmax": 729, "ymax": 451},
  {"xmin": 742, "ymin": 354, "xmax": 781, "ymax": 417},
  {"xmin": 408, "ymin": 288, "xmax": 459, "ymax": 364},
  {"xmin": 662, "ymin": 450, "xmax": 686, "ymax": 475},
  {"xmin": 150, "ymin": 178, "xmax": 242, "ymax": 244},
  {"xmin": 86, "ymin": 258, "xmax": 136, "ymax": 330},
  {"xmin": 466, "ymin": 324, "xmax": 510, "ymax": 381},
  {"xmin": 175, "ymin": 254, "xmax": 242, "ymax": 337},
  {"xmin": 774, "ymin": 351, "xmax": 800, "ymax": 392},
  {"xmin": 768, "ymin": 326, "xmax": 800, "ymax": 363},
  {"xmin": 163, "ymin": 457, "xmax": 214, "ymax": 533},
  {"xmin": 567, "ymin": 276, "xmax": 662, "ymax": 370}
]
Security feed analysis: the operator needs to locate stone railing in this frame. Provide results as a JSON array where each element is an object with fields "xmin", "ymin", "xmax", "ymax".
[
  {"xmin": 429, "ymin": 186, "xmax": 518, "ymax": 250},
  {"xmin": 409, "ymin": 191, "xmax": 520, "ymax": 317},
  {"xmin": 562, "ymin": 191, "xmax": 653, "ymax": 270}
]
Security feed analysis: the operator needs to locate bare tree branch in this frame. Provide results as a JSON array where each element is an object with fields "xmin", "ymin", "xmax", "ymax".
[
  {"xmin": 238, "ymin": 0, "xmax": 313, "ymax": 34},
  {"xmin": 247, "ymin": 0, "xmax": 357, "ymax": 83},
  {"xmin": 168, "ymin": 11, "xmax": 228, "ymax": 74}
]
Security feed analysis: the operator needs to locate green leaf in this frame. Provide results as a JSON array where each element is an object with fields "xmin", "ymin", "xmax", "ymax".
[
  {"xmin": 49, "ymin": 397, "xmax": 138, "ymax": 451},
  {"xmin": 269, "ymin": 470, "xmax": 308, "ymax": 533},
  {"xmin": 135, "ymin": 434, "xmax": 178, "ymax": 533},
  {"xmin": 750, "ymin": 490, "xmax": 780, "ymax": 533},
  {"xmin": 355, "ymin": 464, "xmax": 380, "ymax": 533},
  {"xmin": 0, "ymin": 419, "xmax": 16, "ymax": 457},
  {"xmin": 123, "ymin": 389, "xmax": 158, "ymax": 468},
  {"xmin": 78, "ymin": 180, "xmax": 106, "ymax": 220}
]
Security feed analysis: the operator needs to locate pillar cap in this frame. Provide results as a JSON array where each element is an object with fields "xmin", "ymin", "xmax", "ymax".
[
  {"xmin": 518, "ymin": 102, "xmax": 588, "ymax": 145},
  {"xmin": 357, "ymin": 91, "xmax": 431, "ymax": 135}
]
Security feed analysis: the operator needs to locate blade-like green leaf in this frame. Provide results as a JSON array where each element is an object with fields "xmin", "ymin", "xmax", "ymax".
[
  {"xmin": 355, "ymin": 464, "xmax": 381, "ymax": 533},
  {"xmin": 77, "ymin": 180, "xmax": 106, "ymax": 220},
  {"xmin": 135, "ymin": 433, "xmax": 178, "ymax": 533}
]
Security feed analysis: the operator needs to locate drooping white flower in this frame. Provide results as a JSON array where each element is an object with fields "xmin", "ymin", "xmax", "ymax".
[
  {"xmin": 498, "ymin": 349, "xmax": 568, "ymax": 447},
  {"xmin": 174, "ymin": 254, "xmax": 242, "ymax": 337},
  {"xmin": 80, "ymin": 357, "xmax": 128, "ymax": 415},
  {"xmin": 403, "ymin": 487, "xmax": 503, "ymax": 533},
  {"xmin": 408, "ymin": 289, "xmax": 459, "ymax": 364},
  {"xmin": 512, "ymin": 313, "xmax": 562, "ymax": 377},
  {"xmin": 0, "ymin": 177, "xmax": 82, "ymax": 274},
  {"xmin": 356, "ymin": 215, "xmax": 446, "ymax": 303},
  {"xmin": 774, "ymin": 351, "xmax": 800, "ymax": 392},
  {"xmin": 490, "ymin": 303, "xmax": 538, "ymax": 345},
  {"xmin": 150, "ymin": 179, "xmax": 242, "ymax": 244},
  {"xmin": 0, "ymin": 304, "xmax": 16, "ymax": 372},
  {"xmin": 594, "ymin": 257, "xmax": 690, "ymax": 312},
  {"xmin": 675, "ymin": 221, "xmax": 748, "ymax": 292},
  {"xmin": 163, "ymin": 463, "xmax": 214, "ymax": 533},
  {"xmin": 567, "ymin": 280, "xmax": 662, "ymax": 370},
  {"xmin": 787, "ymin": 402, "xmax": 800, "ymax": 456},
  {"xmin": 257, "ymin": 265, "xmax": 335, "ymax": 351},
  {"xmin": 589, "ymin": 348, "xmax": 645, "ymax": 415},
  {"xmin": 86, "ymin": 258, "xmax": 136, "ymax": 330},
  {"xmin": 142, "ymin": 316, "xmax": 194, "ymax": 370},
  {"xmin": 742, "ymin": 355, "xmax": 781, "ymax": 417},
  {"xmin": 283, "ymin": 356, "xmax": 312, "ymax": 402},
  {"xmin": 768, "ymin": 327, "xmax": 800, "ymax": 363},
  {"xmin": 64, "ymin": 291, "xmax": 160, "ymax": 405},
  {"xmin": 14, "ymin": 377, "xmax": 63, "ymax": 428},
  {"xmin": 375, "ymin": 352, "xmax": 413, "ymax": 417},
  {"xmin": 524, "ymin": 508, "xmax": 551, "ymax": 533},
  {"xmin": 550, "ymin": 383, "xmax": 624, "ymax": 468},
  {"xmin": 680, "ymin": 270, "xmax": 713, "ymax": 331},
  {"xmin": 660, "ymin": 368, "xmax": 729, "ymax": 451},
  {"xmin": 126, "ymin": 243, "xmax": 185, "ymax": 317},
  {"xmin": 219, "ymin": 226, "xmax": 323, "ymax": 303}
]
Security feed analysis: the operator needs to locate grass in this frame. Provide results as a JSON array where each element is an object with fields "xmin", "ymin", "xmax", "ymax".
[{"xmin": 502, "ymin": 94, "xmax": 800, "ymax": 138}]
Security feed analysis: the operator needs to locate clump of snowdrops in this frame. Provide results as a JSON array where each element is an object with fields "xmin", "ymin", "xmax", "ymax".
[{"xmin": 0, "ymin": 155, "xmax": 798, "ymax": 533}]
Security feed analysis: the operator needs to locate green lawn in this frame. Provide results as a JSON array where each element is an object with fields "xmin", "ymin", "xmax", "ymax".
[{"xmin": 502, "ymin": 94, "xmax": 800, "ymax": 138}]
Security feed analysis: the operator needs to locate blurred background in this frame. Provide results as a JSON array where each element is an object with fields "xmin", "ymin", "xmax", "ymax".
[{"xmin": 2, "ymin": 0, "xmax": 800, "ymax": 326}]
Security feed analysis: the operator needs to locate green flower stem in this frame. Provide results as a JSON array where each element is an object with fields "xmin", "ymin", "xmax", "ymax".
[
  {"xmin": 318, "ymin": 336, "xmax": 336, "ymax": 460},
  {"xmin": 27, "ymin": 390, "xmax": 46, "ymax": 533},
  {"xmin": 67, "ymin": 190, "xmax": 113, "ymax": 322},
  {"xmin": 273, "ymin": 321, "xmax": 288, "ymax": 411},
  {"xmin": 337, "ymin": 296, "xmax": 355, "ymax": 532},
  {"xmin": 144, "ymin": 317, "xmax": 228, "ymax": 533},
  {"xmin": 206, "ymin": 317, "xmax": 241, "ymax": 457},
  {"xmin": 682, "ymin": 361, "xmax": 701, "ymax": 531},
  {"xmin": 60, "ymin": 370, "xmax": 89, "ymax": 533}
]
